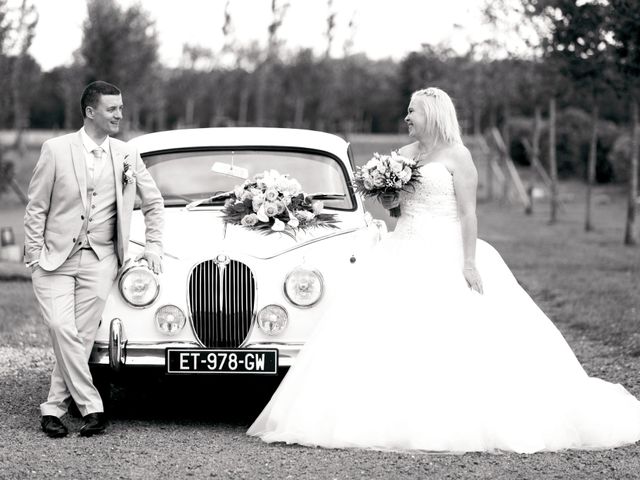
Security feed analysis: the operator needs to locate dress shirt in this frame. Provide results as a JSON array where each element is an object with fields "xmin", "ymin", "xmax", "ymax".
[{"xmin": 80, "ymin": 127, "xmax": 111, "ymax": 182}]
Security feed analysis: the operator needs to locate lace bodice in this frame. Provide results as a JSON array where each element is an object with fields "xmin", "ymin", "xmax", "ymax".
[
  {"xmin": 401, "ymin": 162, "xmax": 458, "ymax": 221},
  {"xmin": 393, "ymin": 160, "xmax": 461, "ymax": 247}
]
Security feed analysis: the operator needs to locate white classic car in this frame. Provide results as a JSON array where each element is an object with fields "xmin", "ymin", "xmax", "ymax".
[{"xmin": 89, "ymin": 127, "xmax": 386, "ymax": 386}]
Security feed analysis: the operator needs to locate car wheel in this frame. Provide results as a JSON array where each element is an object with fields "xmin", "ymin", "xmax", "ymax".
[{"xmin": 90, "ymin": 366, "xmax": 113, "ymax": 411}]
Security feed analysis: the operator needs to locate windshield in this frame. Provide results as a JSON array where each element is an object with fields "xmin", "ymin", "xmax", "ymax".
[{"xmin": 141, "ymin": 149, "xmax": 355, "ymax": 210}]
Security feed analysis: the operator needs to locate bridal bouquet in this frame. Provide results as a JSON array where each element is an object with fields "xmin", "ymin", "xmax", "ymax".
[
  {"xmin": 222, "ymin": 170, "xmax": 339, "ymax": 237},
  {"xmin": 353, "ymin": 151, "xmax": 421, "ymax": 217}
]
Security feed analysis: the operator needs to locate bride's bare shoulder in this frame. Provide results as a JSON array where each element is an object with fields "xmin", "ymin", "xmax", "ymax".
[
  {"xmin": 446, "ymin": 144, "xmax": 476, "ymax": 175},
  {"xmin": 397, "ymin": 142, "xmax": 419, "ymax": 158},
  {"xmin": 448, "ymin": 144, "xmax": 472, "ymax": 162}
]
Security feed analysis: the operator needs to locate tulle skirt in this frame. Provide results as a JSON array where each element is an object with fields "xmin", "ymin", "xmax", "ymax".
[{"xmin": 247, "ymin": 216, "xmax": 640, "ymax": 453}]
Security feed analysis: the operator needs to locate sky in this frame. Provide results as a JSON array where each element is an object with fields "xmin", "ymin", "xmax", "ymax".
[{"xmin": 16, "ymin": 0, "xmax": 500, "ymax": 71}]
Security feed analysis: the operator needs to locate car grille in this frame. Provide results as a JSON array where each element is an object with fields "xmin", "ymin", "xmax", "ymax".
[{"xmin": 188, "ymin": 259, "xmax": 256, "ymax": 348}]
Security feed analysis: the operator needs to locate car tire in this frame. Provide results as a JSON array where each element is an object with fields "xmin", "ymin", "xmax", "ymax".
[{"xmin": 90, "ymin": 366, "xmax": 113, "ymax": 412}]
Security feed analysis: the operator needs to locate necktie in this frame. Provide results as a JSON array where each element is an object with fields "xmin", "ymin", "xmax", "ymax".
[{"xmin": 91, "ymin": 148, "xmax": 102, "ymax": 184}]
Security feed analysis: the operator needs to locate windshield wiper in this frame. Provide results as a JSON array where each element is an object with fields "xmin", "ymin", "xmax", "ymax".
[
  {"xmin": 162, "ymin": 193, "xmax": 196, "ymax": 204},
  {"xmin": 185, "ymin": 191, "xmax": 233, "ymax": 211},
  {"xmin": 186, "ymin": 191, "xmax": 344, "ymax": 210},
  {"xmin": 307, "ymin": 193, "xmax": 346, "ymax": 200}
]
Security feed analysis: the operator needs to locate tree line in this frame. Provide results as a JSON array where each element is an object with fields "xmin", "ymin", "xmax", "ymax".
[{"xmin": 0, "ymin": 0, "xmax": 639, "ymax": 242}]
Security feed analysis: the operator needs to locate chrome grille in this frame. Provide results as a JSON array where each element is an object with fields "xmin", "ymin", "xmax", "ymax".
[{"xmin": 188, "ymin": 259, "xmax": 256, "ymax": 348}]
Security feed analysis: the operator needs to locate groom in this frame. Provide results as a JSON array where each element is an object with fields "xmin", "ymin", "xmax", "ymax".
[{"xmin": 24, "ymin": 81, "xmax": 164, "ymax": 438}]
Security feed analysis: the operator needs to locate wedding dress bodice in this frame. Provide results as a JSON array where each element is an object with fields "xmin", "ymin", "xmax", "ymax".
[
  {"xmin": 401, "ymin": 162, "xmax": 458, "ymax": 221},
  {"xmin": 394, "ymin": 161, "xmax": 460, "ymax": 243}
]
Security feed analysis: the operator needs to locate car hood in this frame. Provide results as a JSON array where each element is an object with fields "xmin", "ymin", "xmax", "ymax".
[{"xmin": 129, "ymin": 208, "xmax": 364, "ymax": 260}]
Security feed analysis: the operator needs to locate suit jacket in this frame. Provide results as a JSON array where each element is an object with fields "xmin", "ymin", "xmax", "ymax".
[{"xmin": 24, "ymin": 130, "xmax": 164, "ymax": 271}]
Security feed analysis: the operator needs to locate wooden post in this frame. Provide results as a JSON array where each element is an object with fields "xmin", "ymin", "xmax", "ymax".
[
  {"xmin": 624, "ymin": 100, "xmax": 639, "ymax": 245},
  {"xmin": 585, "ymin": 104, "xmax": 598, "ymax": 232},
  {"xmin": 501, "ymin": 153, "xmax": 510, "ymax": 204},
  {"xmin": 486, "ymin": 154, "xmax": 494, "ymax": 201},
  {"xmin": 490, "ymin": 127, "xmax": 531, "ymax": 211},
  {"xmin": 491, "ymin": 159, "xmax": 507, "ymax": 189},
  {"xmin": 477, "ymin": 136, "xmax": 494, "ymax": 202},
  {"xmin": 10, "ymin": 177, "xmax": 28, "ymax": 205},
  {"xmin": 521, "ymin": 137, "xmax": 552, "ymax": 190},
  {"xmin": 473, "ymin": 107, "xmax": 481, "ymax": 136},
  {"xmin": 503, "ymin": 104, "xmax": 511, "ymax": 155},
  {"xmin": 533, "ymin": 106, "xmax": 542, "ymax": 175},
  {"xmin": 525, "ymin": 184, "xmax": 534, "ymax": 215},
  {"xmin": 185, "ymin": 97, "xmax": 195, "ymax": 127},
  {"xmin": 549, "ymin": 97, "xmax": 559, "ymax": 224}
]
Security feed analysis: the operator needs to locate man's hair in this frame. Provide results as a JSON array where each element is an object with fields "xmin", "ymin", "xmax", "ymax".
[{"xmin": 80, "ymin": 81, "xmax": 121, "ymax": 118}]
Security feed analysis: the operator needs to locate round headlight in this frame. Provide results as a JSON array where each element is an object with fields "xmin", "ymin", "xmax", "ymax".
[
  {"xmin": 284, "ymin": 267, "xmax": 324, "ymax": 307},
  {"xmin": 155, "ymin": 305, "xmax": 186, "ymax": 335},
  {"xmin": 119, "ymin": 266, "xmax": 159, "ymax": 307},
  {"xmin": 257, "ymin": 305, "xmax": 288, "ymax": 336}
]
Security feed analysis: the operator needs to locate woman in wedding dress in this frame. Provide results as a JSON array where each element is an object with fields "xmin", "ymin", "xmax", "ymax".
[{"xmin": 247, "ymin": 87, "xmax": 640, "ymax": 453}]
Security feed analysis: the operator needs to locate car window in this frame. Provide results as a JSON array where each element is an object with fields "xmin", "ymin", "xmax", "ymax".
[{"xmin": 140, "ymin": 149, "xmax": 355, "ymax": 210}]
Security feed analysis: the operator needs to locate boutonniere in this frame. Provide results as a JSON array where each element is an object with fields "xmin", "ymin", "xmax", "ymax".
[{"xmin": 122, "ymin": 159, "xmax": 136, "ymax": 185}]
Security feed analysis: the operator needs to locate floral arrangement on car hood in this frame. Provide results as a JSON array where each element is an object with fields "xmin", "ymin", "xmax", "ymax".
[{"xmin": 222, "ymin": 170, "xmax": 339, "ymax": 236}]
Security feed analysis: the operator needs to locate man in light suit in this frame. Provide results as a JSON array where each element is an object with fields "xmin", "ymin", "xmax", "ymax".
[{"xmin": 24, "ymin": 81, "xmax": 164, "ymax": 438}]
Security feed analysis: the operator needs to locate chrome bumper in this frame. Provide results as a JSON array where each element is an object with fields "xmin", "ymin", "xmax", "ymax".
[{"xmin": 90, "ymin": 319, "xmax": 302, "ymax": 369}]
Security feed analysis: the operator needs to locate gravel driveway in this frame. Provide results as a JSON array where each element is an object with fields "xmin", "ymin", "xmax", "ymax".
[{"xmin": 2, "ymin": 323, "xmax": 640, "ymax": 479}]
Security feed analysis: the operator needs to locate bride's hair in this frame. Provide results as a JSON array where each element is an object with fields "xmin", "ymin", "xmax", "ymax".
[{"xmin": 411, "ymin": 88, "xmax": 462, "ymax": 145}]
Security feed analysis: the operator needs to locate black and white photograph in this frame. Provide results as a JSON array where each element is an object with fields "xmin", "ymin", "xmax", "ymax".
[{"xmin": 1, "ymin": 0, "xmax": 640, "ymax": 478}]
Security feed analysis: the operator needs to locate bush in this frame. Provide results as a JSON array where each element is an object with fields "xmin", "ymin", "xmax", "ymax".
[
  {"xmin": 608, "ymin": 133, "xmax": 639, "ymax": 184},
  {"xmin": 507, "ymin": 116, "xmax": 534, "ymax": 167},
  {"xmin": 506, "ymin": 109, "xmax": 621, "ymax": 183}
]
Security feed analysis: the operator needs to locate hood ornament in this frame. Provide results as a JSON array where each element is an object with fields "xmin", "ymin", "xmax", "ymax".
[
  {"xmin": 214, "ymin": 254, "xmax": 230, "ymax": 311},
  {"xmin": 214, "ymin": 254, "xmax": 230, "ymax": 267}
]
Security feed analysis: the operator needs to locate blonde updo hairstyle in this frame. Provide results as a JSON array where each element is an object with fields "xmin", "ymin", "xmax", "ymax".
[{"xmin": 410, "ymin": 87, "xmax": 462, "ymax": 145}]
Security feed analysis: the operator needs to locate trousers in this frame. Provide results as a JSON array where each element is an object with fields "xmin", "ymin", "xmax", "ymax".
[{"xmin": 31, "ymin": 248, "xmax": 117, "ymax": 417}]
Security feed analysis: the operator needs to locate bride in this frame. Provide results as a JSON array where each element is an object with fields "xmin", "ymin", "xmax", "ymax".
[{"xmin": 247, "ymin": 87, "xmax": 640, "ymax": 453}]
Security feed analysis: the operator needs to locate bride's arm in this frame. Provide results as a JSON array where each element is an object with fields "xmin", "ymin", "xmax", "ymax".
[{"xmin": 451, "ymin": 146, "xmax": 483, "ymax": 294}]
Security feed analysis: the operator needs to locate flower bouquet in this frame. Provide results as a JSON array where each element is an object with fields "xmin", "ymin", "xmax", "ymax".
[
  {"xmin": 353, "ymin": 151, "xmax": 421, "ymax": 217},
  {"xmin": 222, "ymin": 170, "xmax": 339, "ymax": 237}
]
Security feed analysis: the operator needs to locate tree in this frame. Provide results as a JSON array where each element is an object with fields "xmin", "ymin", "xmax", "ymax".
[
  {"xmin": 59, "ymin": 58, "xmax": 86, "ymax": 130},
  {"xmin": 609, "ymin": 0, "xmax": 640, "ymax": 245},
  {"xmin": 0, "ymin": 0, "xmax": 37, "ymax": 202},
  {"xmin": 343, "ymin": 10, "xmax": 357, "ymax": 58},
  {"xmin": 0, "ymin": 0, "xmax": 12, "ymax": 126},
  {"xmin": 0, "ymin": 0, "xmax": 11, "ymax": 196},
  {"xmin": 254, "ymin": 0, "xmax": 289, "ymax": 126},
  {"xmin": 10, "ymin": 0, "xmax": 37, "ymax": 130},
  {"xmin": 80, "ymin": 0, "xmax": 159, "ymax": 131},
  {"xmin": 324, "ymin": 0, "xmax": 336, "ymax": 59},
  {"xmin": 208, "ymin": 0, "xmax": 234, "ymax": 127},
  {"xmin": 534, "ymin": 1, "xmax": 611, "ymax": 231},
  {"xmin": 282, "ymin": 49, "xmax": 320, "ymax": 128}
]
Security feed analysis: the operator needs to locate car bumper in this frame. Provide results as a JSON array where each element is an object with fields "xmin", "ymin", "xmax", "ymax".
[{"xmin": 89, "ymin": 318, "xmax": 302, "ymax": 371}]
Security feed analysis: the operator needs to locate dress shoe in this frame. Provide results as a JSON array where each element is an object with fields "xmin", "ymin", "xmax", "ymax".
[
  {"xmin": 79, "ymin": 412, "xmax": 107, "ymax": 437},
  {"xmin": 41, "ymin": 415, "xmax": 68, "ymax": 438}
]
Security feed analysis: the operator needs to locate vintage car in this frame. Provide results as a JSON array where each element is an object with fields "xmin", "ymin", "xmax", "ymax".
[{"xmin": 89, "ymin": 127, "xmax": 386, "ymax": 389}]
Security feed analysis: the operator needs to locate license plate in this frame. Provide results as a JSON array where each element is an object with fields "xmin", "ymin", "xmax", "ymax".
[{"xmin": 165, "ymin": 348, "xmax": 278, "ymax": 375}]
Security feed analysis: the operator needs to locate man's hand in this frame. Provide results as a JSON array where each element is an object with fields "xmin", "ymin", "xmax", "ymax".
[{"xmin": 135, "ymin": 251, "xmax": 162, "ymax": 274}]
